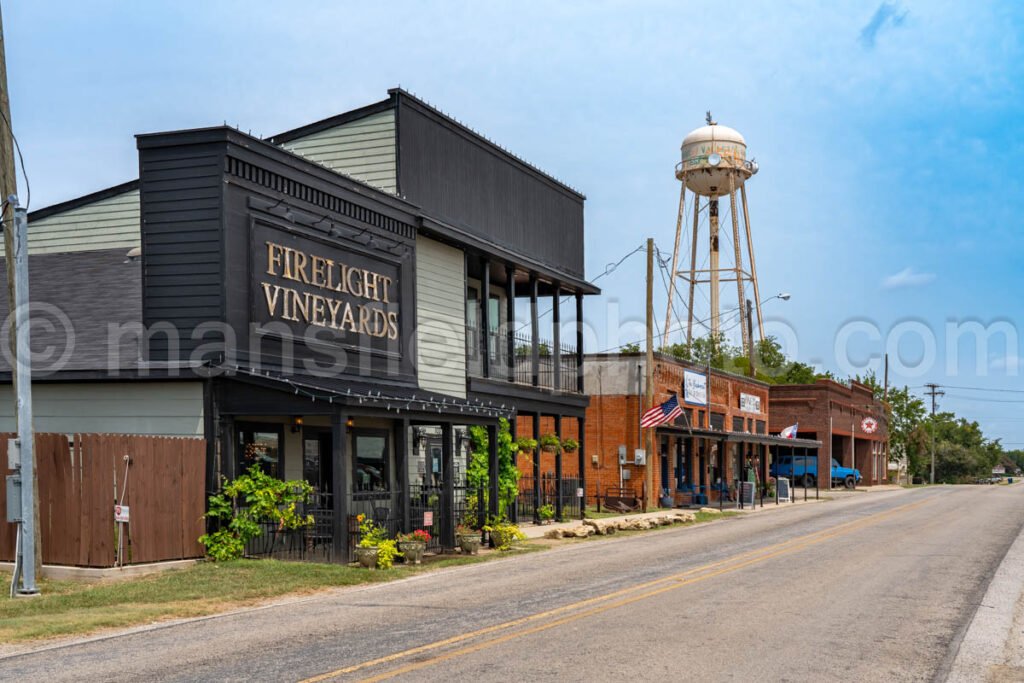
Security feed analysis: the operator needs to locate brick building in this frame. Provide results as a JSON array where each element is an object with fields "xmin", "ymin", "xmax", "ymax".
[
  {"xmin": 769, "ymin": 380, "xmax": 890, "ymax": 487},
  {"xmin": 582, "ymin": 352, "xmax": 819, "ymax": 507}
]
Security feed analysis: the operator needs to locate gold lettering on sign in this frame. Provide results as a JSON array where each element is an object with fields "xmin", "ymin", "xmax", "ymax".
[{"xmin": 260, "ymin": 240, "xmax": 399, "ymax": 340}]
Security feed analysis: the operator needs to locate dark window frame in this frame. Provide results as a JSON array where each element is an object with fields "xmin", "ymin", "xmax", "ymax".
[
  {"xmin": 353, "ymin": 427, "xmax": 391, "ymax": 493},
  {"xmin": 236, "ymin": 421, "xmax": 285, "ymax": 480}
]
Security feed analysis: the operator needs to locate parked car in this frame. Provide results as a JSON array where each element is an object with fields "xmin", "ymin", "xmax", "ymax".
[{"xmin": 770, "ymin": 454, "xmax": 862, "ymax": 489}]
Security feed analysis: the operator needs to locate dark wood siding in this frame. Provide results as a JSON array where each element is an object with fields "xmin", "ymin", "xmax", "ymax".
[
  {"xmin": 138, "ymin": 140, "xmax": 226, "ymax": 360},
  {"xmin": 396, "ymin": 98, "xmax": 585, "ymax": 279}
]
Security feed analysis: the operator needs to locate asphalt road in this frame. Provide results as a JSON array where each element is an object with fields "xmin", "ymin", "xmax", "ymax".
[{"xmin": 2, "ymin": 485, "xmax": 1022, "ymax": 682}]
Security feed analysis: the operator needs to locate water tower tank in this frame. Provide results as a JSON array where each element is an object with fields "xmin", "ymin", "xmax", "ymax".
[{"xmin": 676, "ymin": 123, "xmax": 755, "ymax": 197}]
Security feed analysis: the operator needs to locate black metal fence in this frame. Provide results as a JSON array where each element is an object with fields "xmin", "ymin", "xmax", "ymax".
[
  {"xmin": 516, "ymin": 474, "xmax": 582, "ymax": 522},
  {"xmin": 242, "ymin": 493, "xmax": 334, "ymax": 563}
]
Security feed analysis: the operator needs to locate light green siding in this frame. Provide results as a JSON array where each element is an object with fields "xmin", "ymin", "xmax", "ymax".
[
  {"xmin": 281, "ymin": 110, "xmax": 397, "ymax": 193},
  {"xmin": 416, "ymin": 237, "xmax": 467, "ymax": 398},
  {"xmin": 3, "ymin": 188, "xmax": 140, "ymax": 257},
  {"xmin": 0, "ymin": 381, "xmax": 204, "ymax": 436}
]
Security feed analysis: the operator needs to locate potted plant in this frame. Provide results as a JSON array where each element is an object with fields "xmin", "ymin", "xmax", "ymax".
[
  {"xmin": 515, "ymin": 437, "xmax": 538, "ymax": 455},
  {"xmin": 455, "ymin": 524, "xmax": 481, "ymax": 555},
  {"xmin": 397, "ymin": 529, "xmax": 431, "ymax": 565},
  {"xmin": 354, "ymin": 514, "xmax": 385, "ymax": 569},
  {"xmin": 560, "ymin": 437, "xmax": 579, "ymax": 453},
  {"xmin": 537, "ymin": 503, "xmax": 555, "ymax": 524},
  {"xmin": 484, "ymin": 518, "xmax": 526, "ymax": 551},
  {"xmin": 539, "ymin": 433, "xmax": 561, "ymax": 453}
]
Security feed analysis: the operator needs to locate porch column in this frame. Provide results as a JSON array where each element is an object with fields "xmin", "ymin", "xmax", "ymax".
[
  {"xmin": 719, "ymin": 438, "xmax": 727, "ymax": 509},
  {"xmin": 533, "ymin": 412, "xmax": 541, "ymax": 524},
  {"xmin": 441, "ymin": 423, "xmax": 455, "ymax": 549},
  {"xmin": 488, "ymin": 423, "xmax": 499, "ymax": 522},
  {"xmin": 552, "ymin": 285, "xmax": 561, "ymax": 392},
  {"xmin": 222, "ymin": 415, "xmax": 236, "ymax": 482},
  {"xmin": 397, "ymin": 419, "xmax": 410, "ymax": 532},
  {"xmin": 481, "ymin": 258, "xmax": 491, "ymax": 379},
  {"xmin": 530, "ymin": 275, "xmax": 539, "ymax": 387},
  {"xmin": 506, "ymin": 264, "xmax": 516, "ymax": 383},
  {"xmin": 331, "ymin": 408, "xmax": 350, "ymax": 563},
  {"xmin": 700, "ymin": 439, "xmax": 708, "ymax": 503},
  {"xmin": 554, "ymin": 414, "xmax": 563, "ymax": 520},
  {"xmin": 576, "ymin": 292, "xmax": 584, "ymax": 393},
  {"xmin": 578, "ymin": 415, "xmax": 586, "ymax": 519}
]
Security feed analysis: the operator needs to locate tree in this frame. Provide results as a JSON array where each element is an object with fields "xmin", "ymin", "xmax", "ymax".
[{"xmin": 886, "ymin": 385, "xmax": 927, "ymax": 473}]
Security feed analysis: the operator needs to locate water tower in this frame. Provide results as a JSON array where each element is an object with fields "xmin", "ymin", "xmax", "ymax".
[{"xmin": 663, "ymin": 112, "xmax": 765, "ymax": 354}]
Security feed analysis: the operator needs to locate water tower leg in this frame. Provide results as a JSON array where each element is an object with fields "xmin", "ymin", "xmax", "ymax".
[
  {"xmin": 686, "ymin": 193, "xmax": 699, "ymax": 345},
  {"xmin": 740, "ymin": 184, "xmax": 765, "ymax": 340},
  {"xmin": 663, "ymin": 181, "xmax": 686, "ymax": 348},
  {"xmin": 709, "ymin": 198, "xmax": 720, "ymax": 337},
  {"xmin": 728, "ymin": 173, "xmax": 749, "ymax": 355}
]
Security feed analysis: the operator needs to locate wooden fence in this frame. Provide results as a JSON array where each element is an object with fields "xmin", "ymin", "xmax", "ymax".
[{"xmin": 1, "ymin": 433, "xmax": 206, "ymax": 567}]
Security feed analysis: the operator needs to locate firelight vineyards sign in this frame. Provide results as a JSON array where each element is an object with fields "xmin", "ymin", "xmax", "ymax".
[{"xmin": 253, "ymin": 223, "xmax": 400, "ymax": 343}]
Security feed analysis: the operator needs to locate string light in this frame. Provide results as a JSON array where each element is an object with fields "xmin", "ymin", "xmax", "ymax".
[{"xmin": 221, "ymin": 364, "xmax": 513, "ymax": 418}]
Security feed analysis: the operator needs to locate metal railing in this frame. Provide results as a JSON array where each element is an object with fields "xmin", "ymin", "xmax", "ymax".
[{"xmin": 467, "ymin": 325, "xmax": 581, "ymax": 393}]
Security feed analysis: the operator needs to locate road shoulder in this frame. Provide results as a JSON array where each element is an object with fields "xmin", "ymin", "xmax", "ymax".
[{"xmin": 946, "ymin": 507, "xmax": 1024, "ymax": 682}]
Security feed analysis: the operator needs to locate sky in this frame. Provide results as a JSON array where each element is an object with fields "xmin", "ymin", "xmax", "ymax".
[{"xmin": 5, "ymin": 1, "xmax": 1024, "ymax": 446}]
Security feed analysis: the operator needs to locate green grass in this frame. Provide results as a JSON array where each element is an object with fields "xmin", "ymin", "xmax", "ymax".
[{"xmin": 0, "ymin": 544, "xmax": 546, "ymax": 643}]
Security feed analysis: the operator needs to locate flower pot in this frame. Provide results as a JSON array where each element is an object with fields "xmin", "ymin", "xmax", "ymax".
[
  {"xmin": 355, "ymin": 546, "xmax": 379, "ymax": 569},
  {"xmin": 458, "ymin": 535, "xmax": 481, "ymax": 555},
  {"xmin": 399, "ymin": 540, "xmax": 426, "ymax": 565}
]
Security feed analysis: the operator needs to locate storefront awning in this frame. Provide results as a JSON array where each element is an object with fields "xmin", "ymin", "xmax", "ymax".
[{"xmin": 655, "ymin": 423, "xmax": 821, "ymax": 449}]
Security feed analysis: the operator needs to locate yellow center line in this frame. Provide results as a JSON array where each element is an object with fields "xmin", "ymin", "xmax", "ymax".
[{"xmin": 300, "ymin": 496, "xmax": 932, "ymax": 683}]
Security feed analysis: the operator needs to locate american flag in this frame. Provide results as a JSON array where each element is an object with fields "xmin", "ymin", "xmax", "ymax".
[{"xmin": 640, "ymin": 394, "xmax": 683, "ymax": 428}]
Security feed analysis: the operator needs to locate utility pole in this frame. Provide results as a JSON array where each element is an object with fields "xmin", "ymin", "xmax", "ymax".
[
  {"xmin": 924, "ymin": 383, "xmax": 944, "ymax": 485},
  {"xmin": 0, "ymin": 7, "xmax": 39, "ymax": 595},
  {"xmin": 644, "ymin": 238, "xmax": 654, "ymax": 509}
]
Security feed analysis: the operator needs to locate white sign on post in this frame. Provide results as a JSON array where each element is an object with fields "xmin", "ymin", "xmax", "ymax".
[
  {"xmin": 683, "ymin": 370, "xmax": 708, "ymax": 406},
  {"xmin": 576, "ymin": 487, "xmax": 584, "ymax": 498},
  {"xmin": 423, "ymin": 511, "xmax": 434, "ymax": 527},
  {"xmin": 114, "ymin": 505, "xmax": 130, "ymax": 523}
]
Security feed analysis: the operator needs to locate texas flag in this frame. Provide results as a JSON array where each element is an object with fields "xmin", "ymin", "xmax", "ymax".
[{"xmin": 780, "ymin": 423, "xmax": 799, "ymax": 439}]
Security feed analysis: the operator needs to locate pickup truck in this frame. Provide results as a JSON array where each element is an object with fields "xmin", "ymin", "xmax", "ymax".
[{"xmin": 770, "ymin": 454, "xmax": 861, "ymax": 489}]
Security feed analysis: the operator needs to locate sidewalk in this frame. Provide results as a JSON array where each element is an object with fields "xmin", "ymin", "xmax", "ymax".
[{"xmin": 946, "ymin": 513, "xmax": 1024, "ymax": 682}]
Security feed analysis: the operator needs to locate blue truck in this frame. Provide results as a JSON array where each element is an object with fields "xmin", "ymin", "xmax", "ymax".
[{"xmin": 770, "ymin": 454, "xmax": 861, "ymax": 489}]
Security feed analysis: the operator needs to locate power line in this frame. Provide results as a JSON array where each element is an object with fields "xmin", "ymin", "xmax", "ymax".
[
  {"xmin": 921, "ymin": 384, "xmax": 1024, "ymax": 395},
  {"xmin": 514, "ymin": 242, "xmax": 645, "ymax": 333}
]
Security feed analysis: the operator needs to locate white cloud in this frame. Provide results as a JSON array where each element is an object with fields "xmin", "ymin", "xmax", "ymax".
[
  {"xmin": 989, "ymin": 354, "xmax": 1021, "ymax": 374},
  {"xmin": 881, "ymin": 267, "xmax": 936, "ymax": 290}
]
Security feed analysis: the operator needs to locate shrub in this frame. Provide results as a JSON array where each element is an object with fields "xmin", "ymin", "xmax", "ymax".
[
  {"xmin": 199, "ymin": 466, "xmax": 313, "ymax": 561},
  {"xmin": 376, "ymin": 539, "xmax": 401, "ymax": 569}
]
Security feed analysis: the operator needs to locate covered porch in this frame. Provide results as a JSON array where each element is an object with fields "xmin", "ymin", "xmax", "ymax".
[
  {"xmin": 655, "ymin": 425, "xmax": 821, "ymax": 509},
  {"xmin": 213, "ymin": 372, "xmax": 514, "ymax": 563}
]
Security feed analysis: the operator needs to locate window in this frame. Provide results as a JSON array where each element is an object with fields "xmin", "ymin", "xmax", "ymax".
[
  {"xmin": 237, "ymin": 424, "xmax": 283, "ymax": 479},
  {"xmin": 354, "ymin": 430, "xmax": 390, "ymax": 492}
]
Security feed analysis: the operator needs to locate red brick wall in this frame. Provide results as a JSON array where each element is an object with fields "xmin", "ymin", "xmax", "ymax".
[
  {"xmin": 582, "ymin": 356, "xmax": 774, "ymax": 505},
  {"xmin": 768, "ymin": 380, "xmax": 890, "ymax": 485}
]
